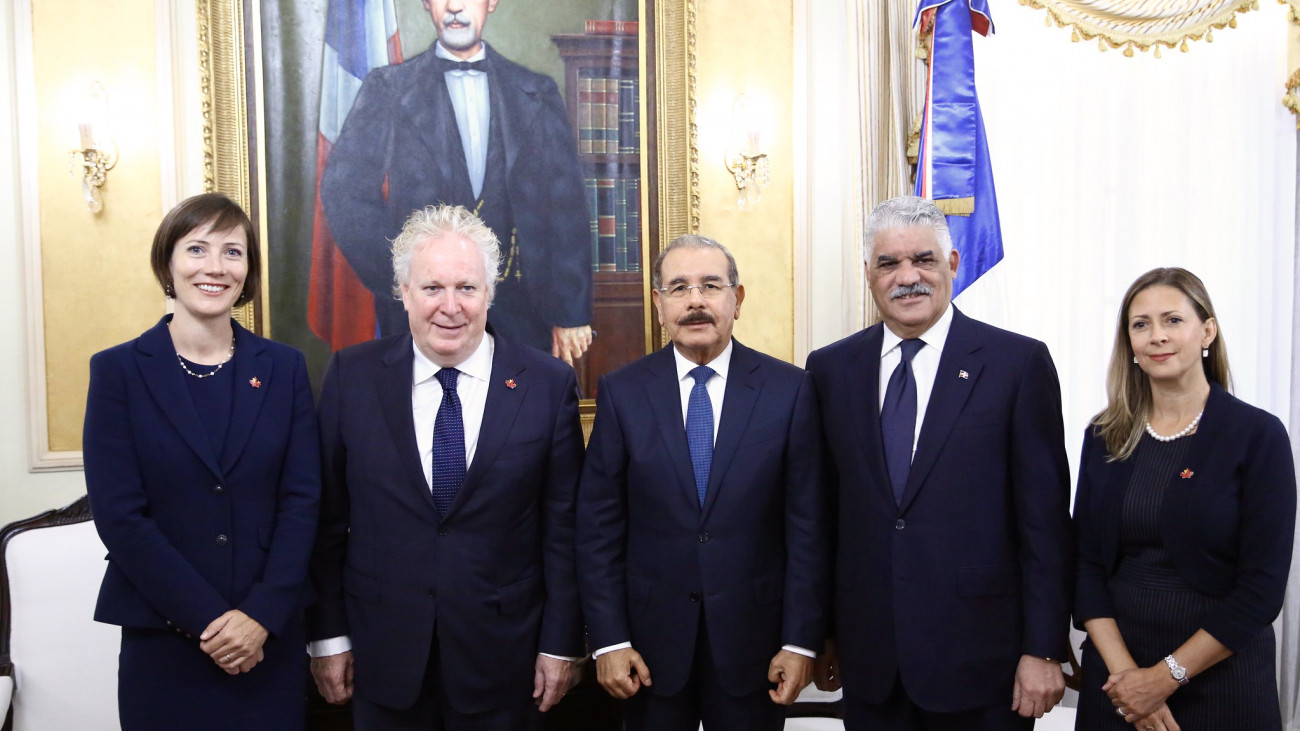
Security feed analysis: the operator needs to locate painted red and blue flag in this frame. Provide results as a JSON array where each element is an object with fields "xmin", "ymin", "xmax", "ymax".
[{"xmin": 308, "ymin": 0, "xmax": 402, "ymax": 350}]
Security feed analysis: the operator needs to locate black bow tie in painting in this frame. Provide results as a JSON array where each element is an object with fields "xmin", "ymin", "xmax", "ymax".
[{"xmin": 435, "ymin": 57, "xmax": 487, "ymax": 73}]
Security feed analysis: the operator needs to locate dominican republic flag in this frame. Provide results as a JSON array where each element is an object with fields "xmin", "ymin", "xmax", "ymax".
[
  {"xmin": 308, "ymin": 0, "xmax": 402, "ymax": 350},
  {"xmin": 913, "ymin": 0, "xmax": 1002, "ymax": 297}
]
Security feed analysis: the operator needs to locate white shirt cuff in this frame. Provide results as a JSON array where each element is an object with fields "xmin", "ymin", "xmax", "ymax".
[
  {"xmin": 783, "ymin": 644, "xmax": 816, "ymax": 658},
  {"xmin": 592, "ymin": 641, "xmax": 632, "ymax": 658},
  {"xmin": 307, "ymin": 635, "xmax": 352, "ymax": 658},
  {"xmin": 539, "ymin": 653, "xmax": 580, "ymax": 661}
]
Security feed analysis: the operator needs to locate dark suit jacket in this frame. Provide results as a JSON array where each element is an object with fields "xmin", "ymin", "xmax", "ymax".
[
  {"xmin": 308, "ymin": 331, "xmax": 585, "ymax": 713},
  {"xmin": 84, "ymin": 316, "xmax": 320, "ymax": 639},
  {"xmin": 320, "ymin": 45, "xmax": 591, "ymax": 339},
  {"xmin": 1073, "ymin": 383, "xmax": 1296, "ymax": 651},
  {"xmin": 577, "ymin": 341, "xmax": 830, "ymax": 698},
  {"xmin": 805, "ymin": 308, "xmax": 1073, "ymax": 712}
]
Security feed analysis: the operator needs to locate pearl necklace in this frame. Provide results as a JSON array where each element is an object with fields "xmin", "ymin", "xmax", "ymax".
[
  {"xmin": 176, "ymin": 338, "xmax": 236, "ymax": 379},
  {"xmin": 1145, "ymin": 409, "xmax": 1203, "ymax": 442}
]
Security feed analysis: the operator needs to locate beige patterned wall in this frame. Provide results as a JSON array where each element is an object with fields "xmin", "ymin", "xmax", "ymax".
[{"xmin": 29, "ymin": 0, "xmax": 165, "ymax": 454}]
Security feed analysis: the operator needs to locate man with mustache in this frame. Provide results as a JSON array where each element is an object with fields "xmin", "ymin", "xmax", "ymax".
[
  {"xmin": 805, "ymin": 196, "xmax": 1073, "ymax": 730},
  {"xmin": 320, "ymin": 0, "xmax": 593, "ymax": 363},
  {"xmin": 577, "ymin": 235, "xmax": 830, "ymax": 730}
]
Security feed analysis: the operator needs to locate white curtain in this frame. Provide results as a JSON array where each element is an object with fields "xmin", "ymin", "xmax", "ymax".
[
  {"xmin": 953, "ymin": 1, "xmax": 1298, "ymax": 722},
  {"xmin": 1284, "ymin": 129, "xmax": 1300, "ymax": 729}
]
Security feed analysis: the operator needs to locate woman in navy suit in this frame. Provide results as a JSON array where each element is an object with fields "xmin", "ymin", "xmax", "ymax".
[
  {"xmin": 1073, "ymin": 268, "xmax": 1295, "ymax": 731},
  {"xmin": 83, "ymin": 194, "xmax": 320, "ymax": 729}
]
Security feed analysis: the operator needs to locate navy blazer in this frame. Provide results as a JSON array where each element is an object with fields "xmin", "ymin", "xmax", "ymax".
[
  {"xmin": 84, "ymin": 316, "xmax": 320, "ymax": 638},
  {"xmin": 320, "ymin": 45, "xmax": 591, "ymax": 335},
  {"xmin": 1073, "ymin": 383, "xmax": 1296, "ymax": 651},
  {"xmin": 308, "ymin": 331, "xmax": 585, "ymax": 713},
  {"xmin": 806, "ymin": 308, "xmax": 1073, "ymax": 712},
  {"xmin": 577, "ymin": 341, "xmax": 830, "ymax": 698}
]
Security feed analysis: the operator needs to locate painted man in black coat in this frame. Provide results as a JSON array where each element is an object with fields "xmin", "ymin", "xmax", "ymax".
[{"xmin": 321, "ymin": 0, "xmax": 593, "ymax": 363}]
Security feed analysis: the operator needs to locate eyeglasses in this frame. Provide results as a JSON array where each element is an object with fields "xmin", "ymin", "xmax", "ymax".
[{"xmin": 656, "ymin": 282, "xmax": 737, "ymax": 300}]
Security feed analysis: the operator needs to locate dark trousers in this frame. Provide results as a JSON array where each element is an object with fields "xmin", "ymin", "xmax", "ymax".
[
  {"xmin": 351, "ymin": 636, "xmax": 543, "ymax": 731},
  {"xmin": 843, "ymin": 675, "xmax": 1033, "ymax": 731},
  {"xmin": 623, "ymin": 615, "xmax": 784, "ymax": 731}
]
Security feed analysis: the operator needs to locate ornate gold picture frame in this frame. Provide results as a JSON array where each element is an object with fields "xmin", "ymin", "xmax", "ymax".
[{"xmin": 198, "ymin": 0, "xmax": 698, "ymax": 419}]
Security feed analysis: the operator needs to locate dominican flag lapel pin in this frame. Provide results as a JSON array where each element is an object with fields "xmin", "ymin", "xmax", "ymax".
[
  {"xmin": 1179, "ymin": 468, "xmax": 1194, "ymax": 479},
  {"xmin": 505, "ymin": 378, "xmax": 517, "ymax": 390},
  {"xmin": 958, "ymin": 370, "xmax": 969, "ymax": 380}
]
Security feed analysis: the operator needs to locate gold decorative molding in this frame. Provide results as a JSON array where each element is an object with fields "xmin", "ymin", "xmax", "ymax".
[
  {"xmin": 198, "ymin": 0, "xmax": 256, "ymax": 331},
  {"xmin": 1019, "ymin": 0, "xmax": 1260, "ymax": 57},
  {"xmin": 654, "ymin": 0, "xmax": 698, "ymax": 241},
  {"xmin": 1284, "ymin": 0, "xmax": 1300, "ymax": 22},
  {"xmin": 1284, "ymin": 67, "xmax": 1300, "ymax": 124}
]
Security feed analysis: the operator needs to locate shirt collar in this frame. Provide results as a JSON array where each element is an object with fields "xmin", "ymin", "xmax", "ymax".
[
  {"xmin": 881, "ymin": 303, "xmax": 954, "ymax": 358},
  {"xmin": 412, "ymin": 332, "xmax": 494, "ymax": 386},
  {"xmin": 434, "ymin": 42, "xmax": 488, "ymax": 64},
  {"xmin": 672, "ymin": 339, "xmax": 733, "ymax": 383}
]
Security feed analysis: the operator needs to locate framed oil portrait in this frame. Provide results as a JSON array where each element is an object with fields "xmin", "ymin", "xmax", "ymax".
[{"xmin": 199, "ymin": 0, "xmax": 700, "ymax": 418}]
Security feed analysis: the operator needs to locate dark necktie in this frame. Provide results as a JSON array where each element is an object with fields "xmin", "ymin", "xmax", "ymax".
[
  {"xmin": 881, "ymin": 339, "xmax": 924, "ymax": 504},
  {"xmin": 434, "ymin": 57, "xmax": 487, "ymax": 73},
  {"xmin": 431, "ymin": 368, "xmax": 466, "ymax": 516},
  {"xmin": 685, "ymin": 366, "xmax": 715, "ymax": 508}
]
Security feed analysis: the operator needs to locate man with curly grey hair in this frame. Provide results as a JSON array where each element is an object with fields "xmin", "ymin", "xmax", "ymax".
[{"xmin": 308, "ymin": 204, "xmax": 585, "ymax": 730}]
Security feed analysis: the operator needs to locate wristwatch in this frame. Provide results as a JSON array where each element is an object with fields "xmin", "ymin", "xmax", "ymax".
[{"xmin": 1163, "ymin": 655, "xmax": 1189, "ymax": 686}]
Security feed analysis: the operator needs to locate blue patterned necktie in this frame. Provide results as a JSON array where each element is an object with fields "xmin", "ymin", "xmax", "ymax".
[
  {"xmin": 686, "ymin": 365, "xmax": 715, "ymax": 508},
  {"xmin": 431, "ymin": 368, "xmax": 466, "ymax": 516},
  {"xmin": 881, "ymin": 339, "xmax": 924, "ymax": 504}
]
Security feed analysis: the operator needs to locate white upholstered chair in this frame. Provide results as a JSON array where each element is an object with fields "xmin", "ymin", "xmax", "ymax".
[{"xmin": 0, "ymin": 497, "xmax": 120, "ymax": 730}]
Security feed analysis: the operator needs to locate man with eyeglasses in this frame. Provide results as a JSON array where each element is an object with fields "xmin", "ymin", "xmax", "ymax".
[{"xmin": 576, "ymin": 234, "xmax": 830, "ymax": 730}]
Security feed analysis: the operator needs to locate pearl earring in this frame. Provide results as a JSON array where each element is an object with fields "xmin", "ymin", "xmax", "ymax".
[
  {"xmin": 1202, "ymin": 348, "xmax": 1209, "ymax": 358},
  {"xmin": 1132, "ymin": 355, "xmax": 1138, "ymax": 364}
]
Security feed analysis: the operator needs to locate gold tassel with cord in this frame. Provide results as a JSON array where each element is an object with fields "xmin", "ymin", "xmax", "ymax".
[{"xmin": 934, "ymin": 197, "xmax": 974, "ymax": 216}]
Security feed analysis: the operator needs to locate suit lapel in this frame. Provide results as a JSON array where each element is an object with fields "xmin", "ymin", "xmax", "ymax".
[
  {"xmin": 844, "ymin": 327, "xmax": 891, "ymax": 496},
  {"xmin": 404, "ymin": 52, "xmax": 475, "ymax": 202},
  {"xmin": 642, "ymin": 347, "xmax": 700, "ymax": 511},
  {"xmin": 701, "ymin": 342, "xmax": 761, "ymax": 520},
  {"xmin": 134, "ymin": 317, "xmax": 223, "ymax": 478},
  {"xmin": 377, "ymin": 335, "xmax": 437, "ymax": 512},
  {"xmin": 455, "ymin": 336, "xmax": 529, "ymax": 517},
  {"xmin": 900, "ymin": 309, "xmax": 982, "ymax": 511},
  {"xmin": 220, "ymin": 325, "xmax": 272, "ymax": 474},
  {"xmin": 488, "ymin": 46, "xmax": 537, "ymax": 179}
]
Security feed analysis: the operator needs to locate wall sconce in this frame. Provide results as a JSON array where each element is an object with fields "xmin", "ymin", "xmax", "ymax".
[
  {"xmin": 68, "ymin": 82, "xmax": 118, "ymax": 214},
  {"xmin": 723, "ymin": 94, "xmax": 769, "ymax": 210}
]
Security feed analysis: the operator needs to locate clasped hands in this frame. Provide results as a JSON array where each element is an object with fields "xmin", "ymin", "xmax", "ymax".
[
  {"xmin": 1106, "ymin": 665, "xmax": 1180, "ymax": 731},
  {"xmin": 199, "ymin": 609, "xmax": 268, "ymax": 675},
  {"xmin": 595, "ymin": 647, "xmax": 813, "ymax": 705}
]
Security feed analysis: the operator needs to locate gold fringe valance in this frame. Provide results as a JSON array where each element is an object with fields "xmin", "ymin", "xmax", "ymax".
[
  {"xmin": 1018, "ymin": 0, "xmax": 1261, "ymax": 57},
  {"xmin": 1284, "ymin": 67, "xmax": 1300, "ymax": 125}
]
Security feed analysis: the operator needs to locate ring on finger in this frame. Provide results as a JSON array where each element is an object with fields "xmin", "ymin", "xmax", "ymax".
[{"xmin": 1116, "ymin": 707, "xmax": 1126, "ymax": 717}]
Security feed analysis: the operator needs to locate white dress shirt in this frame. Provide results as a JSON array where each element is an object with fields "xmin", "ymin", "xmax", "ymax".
[
  {"xmin": 435, "ymin": 42, "xmax": 490, "ymax": 199},
  {"xmin": 877, "ymin": 304, "xmax": 954, "ymax": 458},
  {"xmin": 413, "ymin": 333, "xmax": 493, "ymax": 487},
  {"xmin": 672, "ymin": 340, "xmax": 731, "ymax": 442},
  {"xmin": 593, "ymin": 340, "xmax": 813, "ymax": 660}
]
